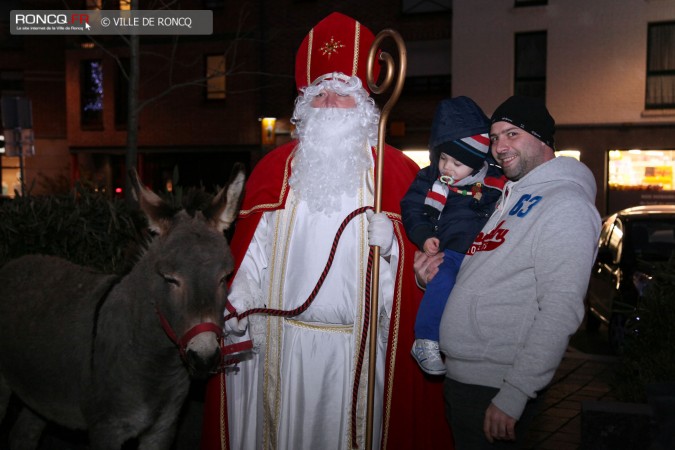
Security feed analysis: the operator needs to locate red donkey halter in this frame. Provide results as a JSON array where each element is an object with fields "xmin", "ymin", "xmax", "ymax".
[{"xmin": 154, "ymin": 304, "xmax": 223, "ymax": 360}]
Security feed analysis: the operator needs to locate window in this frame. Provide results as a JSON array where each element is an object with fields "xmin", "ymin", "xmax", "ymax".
[
  {"xmin": 0, "ymin": 71, "xmax": 24, "ymax": 96},
  {"xmin": 609, "ymin": 149, "xmax": 675, "ymax": 191},
  {"xmin": 630, "ymin": 220, "xmax": 675, "ymax": 261},
  {"xmin": 81, "ymin": 60, "xmax": 104, "ymax": 129},
  {"xmin": 403, "ymin": 39, "xmax": 451, "ymax": 95},
  {"xmin": 514, "ymin": 0, "xmax": 547, "ymax": 6},
  {"xmin": 514, "ymin": 31, "xmax": 546, "ymax": 100},
  {"xmin": 608, "ymin": 148, "xmax": 675, "ymax": 212},
  {"xmin": 1, "ymin": 155, "xmax": 22, "ymax": 198},
  {"xmin": 403, "ymin": 76, "xmax": 451, "ymax": 95},
  {"xmin": 646, "ymin": 22, "xmax": 675, "ymax": 109},
  {"xmin": 0, "ymin": 25, "xmax": 22, "ymax": 50},
  {"xmin": 206, "ymin": 54, "xmax": 226, "ymax": 100}
]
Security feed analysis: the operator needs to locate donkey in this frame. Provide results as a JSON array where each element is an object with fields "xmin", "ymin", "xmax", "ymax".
[{"xmin": 0, "ymin": 166, "xmax": 245, "ymax": 449}]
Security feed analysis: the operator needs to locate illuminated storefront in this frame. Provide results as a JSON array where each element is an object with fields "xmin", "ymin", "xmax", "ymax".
[
  {"xmin": 607, "ymin": 149, "xmax": 675, "ymax": 212},
  {"xmin": 1, "ymin": 155, "xmax": 21, "ymax": 198}
]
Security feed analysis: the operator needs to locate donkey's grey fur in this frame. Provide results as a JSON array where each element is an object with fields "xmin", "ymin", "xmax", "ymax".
[{"xmin": 0, "ymin": 167, "xmax": 245, "ymax": 449}]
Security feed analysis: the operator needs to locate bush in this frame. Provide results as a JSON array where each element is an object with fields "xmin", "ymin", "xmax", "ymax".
[
  {"xmin": 614, "ymin": 255, "xmax": 675, "ymax": 403},
  {"xmin": 0, "ymin": 185, "xmax": 147, "ymax": 274},
  {"xmin": 0, "ymin": 174, "xmax": 223, "ymax": 275}
]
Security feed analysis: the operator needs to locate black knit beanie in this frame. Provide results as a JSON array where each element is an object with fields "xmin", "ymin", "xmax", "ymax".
[{"xmin": 490, "ymin": 96, "xmax": 555, "ymax": 149}]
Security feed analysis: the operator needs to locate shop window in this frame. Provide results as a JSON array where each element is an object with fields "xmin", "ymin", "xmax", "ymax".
[
  {"xmin": 646, "ymin": 22, "xmax": 675, "ymax": 109},
  {"xmin": 609, "ymin": 149, "xmax": 675, "ymax": 191},
  {"xmin": 206, "ymin": 54, "xmax": 226, "ymax": 100},
  {"xmin": 1, "ymin": 155, "xmax": 22, "ymax": 198},
  {"xmin": 608, "ymin": 149, "xmax": 675, "ymax": 212},
  {"xmin": 514, "ymin": 31, "xmax": 546, "ymax": 100},
  {"xmin": 81, "ymin": 59, "xmax": 104, "ymax": 129}
]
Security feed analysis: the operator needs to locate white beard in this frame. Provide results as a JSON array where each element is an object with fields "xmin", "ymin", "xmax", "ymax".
[{"xmin": 289, "ymin": 107, "xmax": 373, "ymax": 214}]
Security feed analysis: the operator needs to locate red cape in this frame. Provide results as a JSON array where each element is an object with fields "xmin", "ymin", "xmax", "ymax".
[{"xmin": 202, "ymin": 141, "xmax": 454, "ymax": 450}]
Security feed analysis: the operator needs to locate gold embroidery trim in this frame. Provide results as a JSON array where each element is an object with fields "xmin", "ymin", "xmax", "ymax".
[
  {"xmin": 286, "ymin": 319, "xmax": 353, "ymax": 333},
  {"xmin": 352, "ymin": 21, "xmax": 360, "ymax": 77},
  {"xmin": 262, "ymin": 205, "xmax": 287, "ymax": 450},
  {"xmin": 306, "ymin": 28, "xmax": 313, "ymax": 87},
  {"xmin": 239, "ymin": 147, "xmax": 295, "ymax": 217},
  {"xmin": 381, "ymin": 218, "xmax": 405, "ymax": 450},
  {"xmin": 262, "ymin": 200, "xmax": 297, "ymax": 450},
  {"xmin": 220, "ymin": 371, "xmax": 227, "ymax": 450}
]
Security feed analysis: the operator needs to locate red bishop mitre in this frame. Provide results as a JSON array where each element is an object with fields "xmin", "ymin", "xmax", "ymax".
[{"xmin": 295, "ymin": 12, "xmax": 382, "ymax": 93}]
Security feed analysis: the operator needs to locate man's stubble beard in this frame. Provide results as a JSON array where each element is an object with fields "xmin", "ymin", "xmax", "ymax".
[{"xmin": 289, "ymin": 107, "xmax": 374, "ymax": 214}]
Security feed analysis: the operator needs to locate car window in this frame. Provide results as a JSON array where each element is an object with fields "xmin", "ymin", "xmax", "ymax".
[{"xmin": 630, "ymin": 219, "xmax": 675, "ymax": 262}]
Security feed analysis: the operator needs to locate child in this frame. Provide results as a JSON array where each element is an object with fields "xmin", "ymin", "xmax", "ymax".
[{"xmin": 401, "ymin": 96, "xmax": 505, "ymax": 375}]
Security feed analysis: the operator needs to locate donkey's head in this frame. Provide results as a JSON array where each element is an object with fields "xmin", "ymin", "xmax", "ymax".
[{"xmin": 130, "ymin": 164, "xmax": 245, "ymax": 377}]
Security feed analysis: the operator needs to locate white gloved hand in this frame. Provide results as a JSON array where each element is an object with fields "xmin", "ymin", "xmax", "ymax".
[
  {"xmin": 224, "ymin": 315, "xmax": 249, "ymax": 336},
  {"xmin": 366, "ymin": 209, "xmax": 394, "ymax": 257}
]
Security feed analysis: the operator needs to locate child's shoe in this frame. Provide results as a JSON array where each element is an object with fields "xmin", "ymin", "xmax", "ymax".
[{"xmin": 411, "ymin": 339, "xmax": 446, "ymax": 375}]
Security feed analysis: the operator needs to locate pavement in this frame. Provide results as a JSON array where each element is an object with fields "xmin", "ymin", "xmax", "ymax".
[
  {"xmin": 1, "ymin": 346, "xmax": 626, "ymax": 450},
  {"xmin": 523, "ymin": 348, "xmax": 621, "ymax": 450}
]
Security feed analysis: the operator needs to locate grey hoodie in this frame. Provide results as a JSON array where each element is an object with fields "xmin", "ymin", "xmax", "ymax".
[{"xmin": 439, "ymin": 156, "xmax": 601, "ymax": 420}]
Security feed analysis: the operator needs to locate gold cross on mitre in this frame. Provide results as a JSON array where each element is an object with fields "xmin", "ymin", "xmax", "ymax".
[{"xmin": 320, "ymin": 36, "xmax": 345, "ymax": 58}]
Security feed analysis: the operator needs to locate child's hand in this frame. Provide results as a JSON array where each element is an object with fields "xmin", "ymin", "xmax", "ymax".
[{"xmin": 423, "ymin": 238, "xmax": 440, "ymax": 256}]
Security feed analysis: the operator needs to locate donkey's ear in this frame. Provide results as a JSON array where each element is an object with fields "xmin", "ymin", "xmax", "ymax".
[
  {"xmin": 129, "ymin": 169, "xmax": 175, "ymax": 234},
  {"xmin": 205, "ymin": 163, "xmax": 246, "ymax": 233}
]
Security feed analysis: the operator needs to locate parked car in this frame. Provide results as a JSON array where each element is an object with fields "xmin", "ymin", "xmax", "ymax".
[{"xmin": 585, "ymin": 204, "xmax": 675, "ymax": 353}]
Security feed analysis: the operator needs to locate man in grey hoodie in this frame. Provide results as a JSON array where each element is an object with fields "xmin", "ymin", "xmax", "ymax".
[{"xmin": 429, "ymin": 96, "xmax": 602, "ymax": 449}]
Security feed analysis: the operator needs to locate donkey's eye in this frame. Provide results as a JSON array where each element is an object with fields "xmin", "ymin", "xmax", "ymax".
[{"xmin": 161, "ymin": 273, "xmax": 180, "ymax": 286}]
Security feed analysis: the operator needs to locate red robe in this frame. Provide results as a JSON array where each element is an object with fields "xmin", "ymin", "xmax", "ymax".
[{"xmin": 201, "ymin": 141, "xmax": 454, "ymax": 450}]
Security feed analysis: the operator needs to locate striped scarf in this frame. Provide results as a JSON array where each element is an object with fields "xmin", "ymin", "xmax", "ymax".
[
  {"xmin": 424, "ymin": 179, "xmax": 450, "ymax": 219},
  {"xmin": 423, "ymin": 162, "xmax": 488, "ymax": 219}
]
